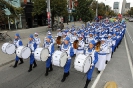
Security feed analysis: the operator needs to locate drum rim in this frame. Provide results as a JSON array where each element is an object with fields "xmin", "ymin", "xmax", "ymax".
[{"xmin": 83, "ymin": 55, "xmax": 92, "ymax": 73}]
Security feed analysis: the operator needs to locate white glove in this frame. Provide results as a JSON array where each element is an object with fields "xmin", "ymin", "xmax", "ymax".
[
  {"xmin": 32, "ymin": 52, "xmax": 34, "ymax": 54},
  {"xmin": 48, "ymin": 54, "xmax": 51, "ymax": 56},
  {"xmin": 91, "ymin": 63, "xmax": 94, "ymax": 66},
  {"xmin": 67, "ymin": 55, "xmax": 70, "ymax": 58}
]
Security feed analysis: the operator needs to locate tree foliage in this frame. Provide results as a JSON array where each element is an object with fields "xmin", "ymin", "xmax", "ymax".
[
  {"xmin": 91, "ymin": 1, "xmax": 116, "ymax": 17},
  {"xmin": 74, "ymin": 0, "xmax": 94, "ymax": 23},
  {"xmin": 32, "ymin": 0, "xmax": 47, "ymax": 16},
  {"xmin": 32, "ymin": 0, "xmax": 68, "ymax": 17},
  {"xmin": 0, "ymin": 0, "xmax": 23, "ymax": 16},
  {"xmin": 127, "ymin": 7, "xmax": 133, "ymax": 16}
]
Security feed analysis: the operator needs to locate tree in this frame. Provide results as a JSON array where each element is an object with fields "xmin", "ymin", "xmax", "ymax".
[
  {"xmin": 32, "ymin": 0, "xmax": 47, "ymax": 16},
  {"xmin": 0, "ymin": 0, "xmax": 23, "ymax": 16},
  {"xmin": 74, "ymin": 0, "xmax": 94, "ymax": 25},
  {"xmin": 0, "ymin": 0, "xmax": 23, "ymax": 26},
  {"xmin": 50, "ymin": 0, "xmax": 68, "ymax": 27},
  {"xmin": 32, "ymin": 0, "xmax": 68, "ymax": 29}
]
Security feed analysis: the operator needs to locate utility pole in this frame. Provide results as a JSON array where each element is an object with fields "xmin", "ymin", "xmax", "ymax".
[
  {"xmin": 47, "ymin": 0, "xmax": 51, "ymax": 28},
  {"xmin": 96, "ymin": 0, "xmax": 98, "ymax": 17}
]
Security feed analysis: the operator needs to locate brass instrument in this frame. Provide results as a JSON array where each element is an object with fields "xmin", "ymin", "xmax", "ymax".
[
  {"xmin": 95, "ymin": 41, "xmax": 101, "ymax": 52},
  {"xmin": 56, "ymin": 36, "xmax": 62, "ymax": 45},
  {"xmin": 73, "ymin": 40, "xmax": 79, "ymax": 49}
]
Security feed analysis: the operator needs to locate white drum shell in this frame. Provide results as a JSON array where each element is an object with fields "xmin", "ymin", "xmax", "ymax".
[
  {"xmin": 34, "ymin": 48, "xmax": 49, "ymax": 61},
  {"xmin": 74, "ymin": 54, "xmax": 92, "ymax": 73},
  {"xmin": 1, "ymin": 43, "xmax": 15, "ymax": 55},
  {"xmin": 34, "ymin": 48, "xmax": 43, "ymax": 61},
  {"xmin": 16, "ymin": 46, "xmax": 31, "ymax": 59},
  {"xmin": 52, "ymin": 50, "xmax": 68, "ymax": 67}
]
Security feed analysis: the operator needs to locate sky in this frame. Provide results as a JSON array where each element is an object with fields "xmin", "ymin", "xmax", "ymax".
[{"xmin": 98, "ymin": 0, "xmax": 133, "ymax": 13}]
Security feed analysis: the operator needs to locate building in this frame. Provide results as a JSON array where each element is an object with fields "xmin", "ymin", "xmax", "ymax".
[
  {"xmin": 125, "ymin": 3, "xmax": 130, "ymax": 12},
  {"xmin": 113, "ymin": 2, "xmax": 120, "ymax": 14}
]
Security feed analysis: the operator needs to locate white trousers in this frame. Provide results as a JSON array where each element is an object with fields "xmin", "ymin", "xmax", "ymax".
[{"xmin": 95, "ymin": 54, "xmax": 106, "ymax": 71}]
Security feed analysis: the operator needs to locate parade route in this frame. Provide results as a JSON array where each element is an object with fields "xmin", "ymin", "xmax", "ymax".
[{"xmin": 0, "ymin": 22, "xmax": 132, "ymax": 88}]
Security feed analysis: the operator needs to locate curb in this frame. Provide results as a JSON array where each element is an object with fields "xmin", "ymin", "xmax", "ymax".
[{"xmin": 0, "ymin": 59, "xmax": 14, "ymax": 68}]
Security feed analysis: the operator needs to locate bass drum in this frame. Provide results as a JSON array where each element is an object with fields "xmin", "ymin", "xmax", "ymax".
[
  {"xmin": 74, "ymin": 54, "xmax": 92, "ymax": 73},
  {"xmin": 34, "ymin": 48, "xmax": 49, "ymax": 61},
  {"xmin": 1, "ymin": 43, "xmax": 16, "ymax": 55},
  {"xmin": 16, "ymin": 46, "xmax": 31, "ymax": 59},
  {"xmin": 52, "ymin": 50, "xmax": 68, "ymax": 67}
]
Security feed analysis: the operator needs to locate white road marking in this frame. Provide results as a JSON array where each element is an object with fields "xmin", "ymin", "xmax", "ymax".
[
  {"xmin": 91, "ymin": 65, "xmax": 107, "ymax": 88},
  {"xmin": 126, "ymin": 23, "xmax": 133, "ymax": 44},
  {"xmin": 124, "ymin": 36, "xmax": 133, "ymax": 80}
]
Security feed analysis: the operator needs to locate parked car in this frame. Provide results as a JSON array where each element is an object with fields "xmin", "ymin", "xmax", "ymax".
[{"xmin": 129, "ymin": 18, "xmax": 133, "ymax": 22}]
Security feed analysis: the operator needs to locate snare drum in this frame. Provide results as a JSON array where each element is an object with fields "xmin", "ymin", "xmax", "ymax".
[
  {"xmin": 16, "ymin": 46, "xmax": 31, "ymax": 59},
  {"xmin": 74, "ymin": 54, "xmax": 92, "ymax": 73},
  {"xmin": 1, "ymin": 43, "xmax": 16, "ymax": 55},
  {"xmin": 52, "ymin": 50, "xmax": 68, "ymax": 67},
  {"xmin": 34, "ymin": 48, "xmax": 49, "ymax": 61}
]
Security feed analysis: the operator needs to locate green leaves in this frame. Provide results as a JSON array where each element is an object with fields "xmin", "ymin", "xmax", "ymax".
[
  {"xmin": 32, "ymin": 0, "xmax": 47, "ymax": 16},
  {"xmin": 74, "ymin": 0, "xmax": 94, "ymax": 23},
  {"xmin": 32, "ymin": 0, "xmax": 68, "ymax": 17}
]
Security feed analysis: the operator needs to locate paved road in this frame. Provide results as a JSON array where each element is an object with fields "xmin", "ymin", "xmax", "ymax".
[{"xmin": 0, "ymin": 22, "xmax": 132, "ymax": 88}]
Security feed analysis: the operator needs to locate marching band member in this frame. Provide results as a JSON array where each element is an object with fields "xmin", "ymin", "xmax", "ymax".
[
  {"xmin": 106, "ymin": 34, "xmax": 113, "ymax": 64},
  {"xmin": 13, "ymin": 33, "xmax": 23, "ymax": 68},
  {"xmin": 85, "ymin": 33, "xmax": 94, "ymax": 44},
  {"xmin": 95, "ymin": 38, "xmax": 108, "ymax": 73},
  {"xmin": 47, "ymin": 31, "xmax": 55, "ymax": 44},
  {"xmin": 71, "ymin": 31, "xmax": 78, "ymax": 55},
  {"xmin": 84, "ymin": 40, "xmax": 98, "ymax": 88},
  {"xmin": 76, "ymin": 34, "xmax": 85, "ymax": 56},
  {"xmin": 27, "ymin": 34, "xmax": 37, "ymax": 72},
  {"xmin": 34, "ymin": 32, "xmax": 41, "ymax": 47},
  {"xmin": 60, "ymin": 37, "xmax": 74, "ymax": 82},
  {"xmin": 43, "ymin": 35, "xmax": 54, "ymax": 76}
]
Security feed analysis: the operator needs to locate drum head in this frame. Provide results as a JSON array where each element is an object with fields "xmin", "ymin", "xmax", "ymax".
[
  {"xmin": 41, "ymin": 48, "xmax": 49, "ymax": 61},
  {"xmin": 21, "ymin": 47, "xmax": 31, "ymax": 59},
  {"xmin": 60, "ymin": 52, "xmax": 68, "ymax": 67},
  {"xmin": 83, "ymin": 56, "xmax": 92, "ymax": 73},
  {"xmin": 5, "ymin": 43, "xmax": 15, "ymax": 55},
  {"xmin": 1, "ymin": 43, "xmax": 9, "ymax": 54},
  {"xmin": 34, "ymin": 48, "xmax": 43, "ymax": 61}
]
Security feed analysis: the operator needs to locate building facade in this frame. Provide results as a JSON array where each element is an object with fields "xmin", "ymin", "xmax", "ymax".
[{"xmin": 113, "ymin": 2, "xmax": 120, "ymax": 14}]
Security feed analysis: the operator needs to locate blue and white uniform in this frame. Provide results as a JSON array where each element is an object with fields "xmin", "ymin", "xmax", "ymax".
[
  {"xmin": 61, "ymin": 42, "xmax": 74, "ymax": 73},
  {"xmin": 95, "ymin": 38, "xmax": 108, "ymax": 71},
  {"xmin": 27, "ymin": 35, "xmax": 37, "ymax": 65},
  {"xmin": 76, "ymin": 35, "xmax": 85, "ymax": 56},
  {"xmin": 43, "ymin": 36, "xmax": 54, "ymax": 68},
  {"xmin": 13, "ymin": 33, "xmax": 23, "ymax": 68}
]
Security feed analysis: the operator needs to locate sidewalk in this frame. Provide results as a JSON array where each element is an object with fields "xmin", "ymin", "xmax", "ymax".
[{"xmin": 0, "ymin": 22, "xmax": 83, "ymax": 67}]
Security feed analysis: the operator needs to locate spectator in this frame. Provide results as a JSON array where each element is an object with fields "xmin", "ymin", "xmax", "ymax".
[{"xmin": 59, "ymin": 22, "xmax": 64, "ymax": 30}]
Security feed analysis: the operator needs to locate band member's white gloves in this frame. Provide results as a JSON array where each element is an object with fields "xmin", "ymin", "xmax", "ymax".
[
  {"xmin": 91, "ymin": 63, "xmax": 94, "ymax": 66},
  {"xmin": 32, "ymin": 52, "xmax": 34, "ymax": 54},
  {"xmin": 67, "ymin": 55, "xmax": 70, "ymax": 58},
  {"xmin": 48, "ymin": 54, "xmax": 51, "ymax": 56}
]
